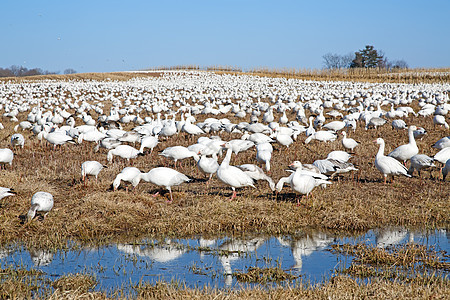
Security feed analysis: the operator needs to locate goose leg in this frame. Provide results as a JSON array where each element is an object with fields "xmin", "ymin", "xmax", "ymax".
[
  {"xmin": 229, "ymin": 189, "xmax": 237, "ymax": 201},
  {"xmin": 167, "ymin": 188, "xmax": 173, "ymax": 203}
]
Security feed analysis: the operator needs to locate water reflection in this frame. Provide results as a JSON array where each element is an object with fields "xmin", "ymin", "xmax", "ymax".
[
  {"xmin": 117, "ymin": 240, "xmax": 186, "ymax": 263},
  {"xmin": 375, "ymin": 228, "xmax": 411, "ymax": 248},
  {"xmin": 278, "ymin": 232, "xmax": 335, "ymax": 270},
  {"xmin": 218, "ymin": 237, "xmax": 266, "ymax": 287},
  {"xmin": 0, "ymin": 229, "xmax": 448, "ymax": 292},
  {"xmin": 29, "ymin": 249, "xmax": 54, "ymax": 266}
]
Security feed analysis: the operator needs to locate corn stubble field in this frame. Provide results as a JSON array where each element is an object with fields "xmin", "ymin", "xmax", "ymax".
[{"xmin": 0, "ymin": 70, "xmax": 449, "ymax": 298}]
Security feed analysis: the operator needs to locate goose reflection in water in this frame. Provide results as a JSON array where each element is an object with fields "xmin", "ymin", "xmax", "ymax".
[
  {"xmin": 29, "ymin": 249, "xmax": 54, "ymax": 267},
  {"xmin": 218, "ymin": 237, "xmax": 266, "ymax": 287},
  {"xmin": 375, "ymin": 228, "xmax": 414, "ymax": 248},
  {"xmin": 117, "ymin": 240, "xmax": 186, "ymax": 263},
  {"xmin": 278, "ymin": 233, "xmax": 334, "ymax": 270}
]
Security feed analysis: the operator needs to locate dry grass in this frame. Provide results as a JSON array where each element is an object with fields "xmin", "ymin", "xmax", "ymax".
[{"xmin": 1, "ymin": 264, "xmax": 447, "ymax": 299}]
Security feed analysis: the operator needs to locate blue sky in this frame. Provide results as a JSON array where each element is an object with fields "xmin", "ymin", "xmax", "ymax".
[{"xmin": 2, "ymin": 0, "xmax": 449, "ymax": 73}]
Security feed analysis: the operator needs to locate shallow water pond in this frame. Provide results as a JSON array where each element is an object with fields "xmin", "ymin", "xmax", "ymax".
[{"xmin": 1, "ymin": 228, "xmax": 448, "ymax": 293}]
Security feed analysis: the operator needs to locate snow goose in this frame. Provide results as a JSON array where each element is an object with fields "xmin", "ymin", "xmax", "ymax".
[
  {"xmin": 433, "ymin": 115, "xmax": 449, "ymax": 129},
  {"xmin": 407, "ymin": 154, "xmax": 436, "ymax": 177},
  {"xmin": 276, "ymin": 164, "xmax": 331, "ymax": 205},
  {"xmin": 81, "ymin": 161, "xmax": 106, "ymax": 185},
  {"xmin": 139, "ymin": 135, "xmax": 159, "ymax": 154},
  {"xmin": 78, "ymin": 130, "xmax": 107, "ymax": 144},
  {"xmin": 391, "ymin": 119, "xmax": 407, "ymax": 130},
  {"xmin": 197, "ymin": 149, "xmax": 219, "ymax": 184},
  {"xmin": 0, "ymin": 187, "xmax": 16, "ymax": 201},
  {"xmin": 107, "ymin": 145, "xmax": 142, "ymax": 163},
  {"xmin": 341, "ymin": 131, "xmax": 359, "ymax": 152},
  {"xmin": 112, "ymin": 167, "xmax": 142, "ymax": 191},
  {"xmin": 365, "ymin": 117, "xmax": 386, "ymax": 130},
  {"xmin": 118, "ymin": 131, "xmax": 141, "ymax": 144},
  {"xmin": 159, "ymin": 146, "xmax": 197, "ymax": 168},
  {"xmin": 27, "ymin": 192, "xmax": 54, "ymax": 222},
  {"xmin": 323, "ymin": 121, "xmax": 345, "ymax": 132},
  {"xmin": 181, "ymin": 118, "xmax": 204, "ymax": 136},
  {"xmin": 0, "ymin": 149, "xmax": 14, "ymax": 169},
  {"xmin": 288, "ymin": 161, "xmax": 329, "ymax": 180},
  {"xmin": 304, "ymin": 131, "xmax": 337, "ymax": 144},
  {"xmin": 326, "ymin": 150, "xmax": 351, "ymax": 163},
  {"xmin": 256, "ymin": 147, "xmax": 272, "ymax": 172},
  {"xmin": 313, "ymin": 158, "xmax": 357, "ymax": 179},
  {"xmin": 246, "ymin": 132, "xmax": 273, "ymax": 144},
  {"xmin": 217, "ymin": 142, "xmax": 255, "ymax": 200},
  {"xmin": 432, "ymin": 136, "xmax": 450, "ymax": 149},
  {"xmin": 313, "ymin": 108, "xmax": 325, "ymax": 128},
  {"xmin": 272, "ymin": 127, "xmax": 294, "ymax": 148},
  {"xmin": 413, "ymin": 127, "xmax": 427, "ymax": 140},
  {"xmin": 94, "ymin": 137, "xmax": 121, "ymax": 152},
  {"xmin": 42, "ymin": 131, "xmax": 76, "ymax": 149},
  {"xmin": 237, "ymin": 164, "xmax": 275, "ymax": 191},
  {"xmin": 374, "ymin": 138, "xmax": 411, "ymax": 183},
  {"xmin": 228, "ymin": 139, "xmax": 255, "ymax": 155},
  {"xmin": 11, "ymin": 133, "xmax": 25, "ymax": 149},
  {"xmin": 442, "ymin": 159, "xmax": 450, "ymax": 181},
  {"xmin": 305, "ymin": 116, "xmax": 315, "ymax": 137},
  {"xmin": 140, "ymin": 167, "xmax": 191, "ymax": 202},
  {"xmin": 388, "ymin": 125, "xmax": 419, "ymax": 164},
  {"xmin": 434, "ymin": 147, "xmax": 450, "ymax": 164}
]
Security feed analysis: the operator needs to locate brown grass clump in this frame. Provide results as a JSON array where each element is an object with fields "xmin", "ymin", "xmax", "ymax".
[
  {"xmin": 51, "ymin": 273, "xmax": 97, "ymax": 293},
  {"xmin": 233, "ymin": 266, "xmax": 298, "ymax": 284}
]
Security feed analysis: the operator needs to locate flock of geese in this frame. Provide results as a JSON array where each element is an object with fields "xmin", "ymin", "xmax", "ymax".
[{"xmin": 0, "ymin": 70, "xmax": 449, "ymax": 220}]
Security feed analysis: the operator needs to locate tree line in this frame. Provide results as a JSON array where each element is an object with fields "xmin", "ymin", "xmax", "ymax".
[
  {"xmin": 0, "ymin": 65, "xmax": 76, "ymax": 77},
  {"xmin": 322, "ymin": 45, "xmax": 408, "ymax": 70}
]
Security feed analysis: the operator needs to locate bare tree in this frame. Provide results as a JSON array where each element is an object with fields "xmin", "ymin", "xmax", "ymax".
[
  {"xmin": 64, "ymin": 68, "xmax": 77, "ymax": 74},
  {"xmin": 392, "ymin": 60, "xmax": 408, "ymax": 69},
  {"xmin": 323, "ymin": 53, "xmax": 354, "ymax": 69}
]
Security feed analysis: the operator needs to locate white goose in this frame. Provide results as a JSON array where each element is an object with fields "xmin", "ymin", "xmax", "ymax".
[
  {"xmin": 11, "ymin": 133, "xmax": 25, "ymax": 149},
  {"xmin": 341, "ymin": 131, "xmax": 359, "ymax": 152},
  {"xmin": 304, "ymin": 131, "xmax": 337, "ymax": 144},
  {"xmin": 107, "ymin": 145, "xmax": 141, "ymax": 163},
  {"xmin": 432, "ymin": 136, "xmax": 450, "ymax": 149},
  {"xmin": 217, "ymin": 142, "xmax": 255, "ymax": 200},
  {"xmin": 27, "ymin": 192, "xmax": 54, "ymax": 222},
  {"xmin": 42, "ymin": 131, "xmax": 76, "ymax": 149},
  {"xmin": 0, "ymin": 149, "xmax": 14, "ymax": 169},
  {"xmin": 159, "ymin": 146, "xmax": 197, "ymax": 168},
  {"xmin": 323, "ymin": 120, "xmax": 345, "ymax": 132},
  {"xmin": 112, "ymin": 167, "xmax": 142, "ymax": 191},
  {"xmin": 0, "ymin": 187, "xmax": 16, "ymax": 201},
  {"xmin": 374, "ymin": 138, "xmax": 411, "ymax": 183},
  {"xmin": 388, "ymin": 125, "xmax": 419, "ymax": 164},
  {"xmin": 197, "ymin": 149, "xmax": 219, "ymax": 184},
  {"xmin": 305, "ymin": 116, "xmax": 316, "ymax": 137},
  {"xmin": 81, "ymin": 161, "xmax": 106, "ymax": 185},
  {"xmin": 276, "ymin": 162, "xmax": 331, "ymax": 205},
  {"xmin": 407, "ymin": 154, "xmax": 436, "ymax": 177},
  {"xmin": 237, "ymin": 164, "xmax": 275, "ymax": 191},
  {"xmin": 442, "ymin": 159, "xmax": 450, "ymax": 181},
  {"xmin": 256, "ymin": 147, "xmax": 272, "ymax": 172},
  {"xmin": 433, "ymin": 115, "xmax": 449, "ymax": 129},
  {"xmin": 139, "ymin": 135, "xmax": 159, "ymax": 154},
  {"xmin": 140, "ymin": 167, "xmax": 190, "ymax": 202},
  {"xmin": 434, "ymin": 147, "xmax": 450, "ymax": 164}
]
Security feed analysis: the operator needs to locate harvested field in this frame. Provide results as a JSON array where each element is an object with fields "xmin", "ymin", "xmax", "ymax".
[{"xmin": 0, "ymin": 70, "xmax": 448, "ymax": 297}]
